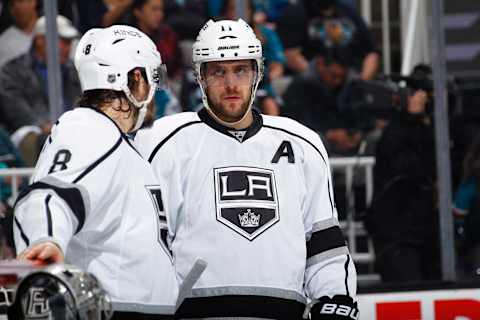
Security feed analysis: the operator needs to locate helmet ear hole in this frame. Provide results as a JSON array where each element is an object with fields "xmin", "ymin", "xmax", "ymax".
[{"xmin": 127, "ymin": 67, "xmax": 148, "ymax": 90}]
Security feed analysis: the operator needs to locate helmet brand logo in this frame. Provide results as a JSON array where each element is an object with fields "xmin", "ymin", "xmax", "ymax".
[
  {"xmin": 218, "ymin": 45, "xmax": 239, "ymax": 50},
  {"xmin": 113, "ymin": 29, "xmax": 142, "ymax": 38},
  {"xmin": 107, "ymin": 74, "xmax": 116, "ymax": 83}
]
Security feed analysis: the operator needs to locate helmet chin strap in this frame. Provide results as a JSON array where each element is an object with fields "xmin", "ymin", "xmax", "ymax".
[{"xmin": 123, "ymin": 84, "xmax": 156, "ymax": 132}]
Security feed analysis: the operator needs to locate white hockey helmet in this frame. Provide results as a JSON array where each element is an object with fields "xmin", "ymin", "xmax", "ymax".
[
  {"xmin": 74, "ymin": 25, "xmax": 167, "ymax": 131},
  {"xmin": 192, "ymin": 19, "xmax": 264, "ymax": 123}
]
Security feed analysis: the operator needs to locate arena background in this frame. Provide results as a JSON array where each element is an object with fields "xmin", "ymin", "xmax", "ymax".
[{"xmin": 1, "ymin": 0, "xmax": 480, "ymax": 319}]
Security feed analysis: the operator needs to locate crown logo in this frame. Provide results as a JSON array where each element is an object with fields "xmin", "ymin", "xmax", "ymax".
[{"xmin": 238, "ymin": 209, "xmax": 260, "ymax": 227}]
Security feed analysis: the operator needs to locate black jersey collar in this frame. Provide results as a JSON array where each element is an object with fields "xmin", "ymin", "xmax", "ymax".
[{"xmin": 197, "ymin": 108, "xmax": 263, "ymax": 142}]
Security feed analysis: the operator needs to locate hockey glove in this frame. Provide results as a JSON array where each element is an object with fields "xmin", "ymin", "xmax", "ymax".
[{"xmin": 310, "ymin": 295, "xmax": 359, "ymax": 320}]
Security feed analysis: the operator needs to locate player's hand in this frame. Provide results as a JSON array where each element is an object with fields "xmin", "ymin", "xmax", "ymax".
[{"xmin": 17, "ymin": 241, "xmax": 64, "ymax": 266}]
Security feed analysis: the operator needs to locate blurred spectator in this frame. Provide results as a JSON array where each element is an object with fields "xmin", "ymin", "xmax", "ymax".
[
  {"xmin": 0, "ymin": 0, "xmax": 39, "ymax": 68},
  {"xmin": 132, "ymin": 0, "xmax": 183, "ymax": 79},
  {"xmin": 73, "ymin": 0, "xmax": 135, "ymax": 32},
  {"xmin": 453, "ymin": 132, "xmax": 480, "ymax": 279},
  {"xmin": 209, "ymin": 0, "xmax": 291, "ymax": 24},
  {"xmin": 153, "ymin": 88, "xmax": 182, "ymax": 118},
  {"xmin": 71, "ymin": 0, "xmax": 108, "ymax": 33},
  {"xmin": 282, "ymin": 55, "xmax": 362, "ymax": 154},
  {"xmin": 366, "ymin": 66, "xmax": 441, "ymax": 283},
  {"xmin": 180, "ymin": 68, "xmax": 203, "ymax": 112},
  {"xmin": 277, "ymin": 0, "xmax": 379, "ymax": 80},
  {"xmin": 0, "ymin": 15, "xmax": 80, "ymax": 166},
  {"xmin": 0, "ymin": 127, "xmax": 25, "ymax": 259},
  {"xmin": 251, "ymin": 0, "xmax": 291, "ymax": 24},
  {"xmin": 338, "ymin": 0, "xmax": 357, "ymax": 10},
  {"xmin": 164, "ymin": 0, "xmax": 207, "ymax": 40},
  {"xmin": 0, "ymin": 127, "xmax": 25, "ymax": 205},
  {"xmin": 102, "ymin": 0, "xmax": 134, "ymax": 27},
  {"xmin": 219, "ymin": 0, "xmax": 284, "ymax": 115}
]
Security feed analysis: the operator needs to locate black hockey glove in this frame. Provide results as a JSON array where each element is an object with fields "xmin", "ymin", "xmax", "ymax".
[{"xmin": 310, "ymin": 295, "xmax": 359, "ymax": 320}]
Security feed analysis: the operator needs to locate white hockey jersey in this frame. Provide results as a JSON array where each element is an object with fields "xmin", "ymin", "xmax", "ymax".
[
  {"xmin": 13, "ymin": 107, "xmax": 178, "ymax": 315},
  {"xmin": 135, "ymin": 109, "xmax": 357, "ymax": 319}
]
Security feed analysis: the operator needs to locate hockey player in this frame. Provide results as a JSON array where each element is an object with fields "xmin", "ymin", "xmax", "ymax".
[
  {"xmin": 135, "ymin": 19, "xmax": 358, "ymax": 319},
  {"xmin": 13, "ymin": 25, "xmax": 178, "ymax": 319}
]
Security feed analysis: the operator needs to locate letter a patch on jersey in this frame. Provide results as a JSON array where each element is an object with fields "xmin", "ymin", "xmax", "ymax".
[
  {"xmin": 214, "ymin": 167, "xmax": 279, "ymax": 241},
  {"xmin": 271, "ymin": 140, "xmax": 295, "ymax": 164}
]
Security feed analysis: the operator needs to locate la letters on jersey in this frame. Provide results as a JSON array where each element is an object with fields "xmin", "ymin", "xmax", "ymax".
[{"xmin": 214, "ymin": 167, "xmax": 279, "ymax": 241}]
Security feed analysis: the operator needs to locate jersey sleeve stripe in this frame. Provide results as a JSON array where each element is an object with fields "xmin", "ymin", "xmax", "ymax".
[
  {"xmin": 306, "ymin": 246, "xmax": 350, "ymax": 268},
  {"xmin": 263, "ymin": 125, "xmax": 335, "ymax": 215},
  {"xmin": 73, "ymin": 136, "xmax": 122, "ymax": 183},
  {"xmin": 15, "ymin": 181, "xmax": 88, "ymax": 234},
  {"xmin": 344, "ymin": 254, "xmax": 351, "ymax": 296},
  {"xmin": 147, "ymin": 121, "xmax": 202, "ymax": 163},
  {"xmin": 14, "ymin": 217, "xmax": 29, "ymax": 247},
  {"xmin": 310, "ymin": 217, "xmax": 339, "ymax": 235},
  {"xmin": 306, "ymin": 226, "xmax": 346, "ymax": 259},
  {"xmin": 45, "ymin": 195, "xmax": 53, "ymax": 236}
]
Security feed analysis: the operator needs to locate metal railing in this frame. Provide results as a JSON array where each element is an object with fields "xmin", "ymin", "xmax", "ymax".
[
  {"xmin": 0, "ymin": 168, "xmax": 34, "ymax": 204},
  {"xmin": 330, "ymin": 157, "xmax": 377, "ymax": 283},
  {"xmin": 0, "ymin": 157, "xmax": 378, "ymax": 281}
]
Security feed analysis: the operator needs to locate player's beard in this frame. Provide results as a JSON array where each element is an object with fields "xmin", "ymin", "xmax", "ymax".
[
  {"xmin": 207, "ymin": 90, "xmax": 251, "ymax": 123},
  {"xmin": 207, "ymin": 98, "xmax": 250, "ymax": 123}
]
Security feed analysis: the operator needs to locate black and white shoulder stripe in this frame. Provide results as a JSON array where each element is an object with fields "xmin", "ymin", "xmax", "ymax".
[
  {"xmin": 15, "ymin": 176, "xmax": 92, "ymax": 236},
  {"xmin": 147, "ymin": 120, "xmax": 202, "ymax": 163}
]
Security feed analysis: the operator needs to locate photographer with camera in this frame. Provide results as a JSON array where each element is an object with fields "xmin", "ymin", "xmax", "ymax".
[{"xmin": 367, "ymin": 64, "xmax": 441, "ymax": 283}]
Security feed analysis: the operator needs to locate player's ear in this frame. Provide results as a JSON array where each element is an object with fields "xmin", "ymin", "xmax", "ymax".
[{"xmin": 130, "ymin": 68, "xmax": 146, "ymax": 87}]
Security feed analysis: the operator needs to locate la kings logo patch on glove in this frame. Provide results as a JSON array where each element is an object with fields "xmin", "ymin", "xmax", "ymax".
[{"xmin": 214, "ymin": 167, "xmax": 279, "ymax": 240}]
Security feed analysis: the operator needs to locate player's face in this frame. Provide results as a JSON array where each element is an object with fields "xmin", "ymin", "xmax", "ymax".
[{"xmin": 203, "ymin": 60, "xmax": 255, "ymax": 123}]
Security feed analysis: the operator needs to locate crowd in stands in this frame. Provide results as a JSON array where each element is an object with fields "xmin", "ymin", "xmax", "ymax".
[{"xmin": 0, "ymin": 0, "xmax": 480, "ymax": 285}]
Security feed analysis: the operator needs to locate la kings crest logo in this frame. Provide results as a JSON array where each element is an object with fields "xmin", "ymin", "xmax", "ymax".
[
  {"xmin": 214, "ymin": 166, "xmax": 279, "ymax": 240},
  {"xmin": 26, "ymin": 287, "xmax": 51, "ymax": 319}
]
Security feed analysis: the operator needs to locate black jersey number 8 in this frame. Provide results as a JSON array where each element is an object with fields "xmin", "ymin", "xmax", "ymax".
[{"xmin": 48, "ymin": 149, "xmax": 72, "ymax": 173}]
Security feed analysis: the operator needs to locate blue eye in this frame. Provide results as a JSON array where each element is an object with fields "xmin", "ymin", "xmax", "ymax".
[
  {"xmin": 235, "ymin": 67, "xmax": 250, "ymax": 77},
  {"xmin": 213, "ymin": 69, "xmax": 225, "ymax": 77}
]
